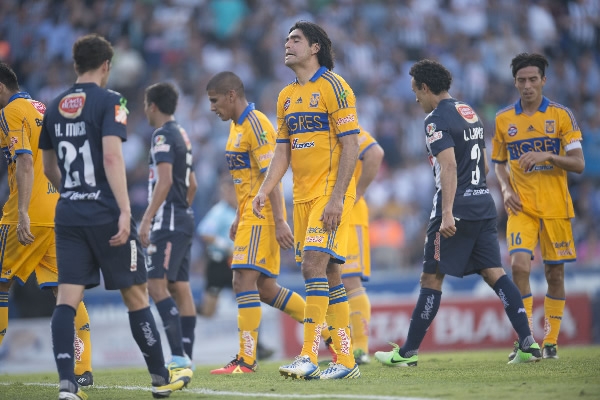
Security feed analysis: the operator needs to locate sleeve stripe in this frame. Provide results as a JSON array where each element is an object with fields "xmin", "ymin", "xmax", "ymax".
[
  {"xmin": 0, "ymin": 111, "xmax": 8, "ymax": 135},
  {"xmin": 248, "ymin": 112, "xmax": 267, "ymax": 146},
  {"xmin": 322, "ymin": 71, "xmax": 348, "ymax": 108},
  {"xmin": 549, "ymin": 102, "xmax": 580, "ymax": 131}
]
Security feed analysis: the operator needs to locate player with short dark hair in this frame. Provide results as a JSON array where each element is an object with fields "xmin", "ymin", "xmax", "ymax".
[
  {"xmin": 139, "ymin": 82, "xmax": 198, "ymax": 370},
  {"xmin": 39, "ymin": 34, "xmax": 192, "ymax": 399},
  {"xmin": 375, "ymin": 59, "xmax": 541, "ymax": 367},
  {"xmin": 253, "ymin": 20, "xmax": 361, "ymax": 380},
  {"xmin": 0, "ymin": 62, "xmax": 94, "ymax": 387},
  {"xmin": 205, "ymin": 71, "xmax": 306, "ymax": 374},
  {"xmin": 493, "ymin": 53, "xmax": 585, "ymax": 360}
]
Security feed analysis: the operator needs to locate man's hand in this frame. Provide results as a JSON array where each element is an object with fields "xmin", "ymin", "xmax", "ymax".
[
  {"xmin": 252, "ymin": 192, "xmax": 267, "ymax": 219},
  {"xmin": 229, "ymin": 214, "xmax": 240, "ymax": 241},
  {"xmin": 439, "ymin": 212, "xmax": 457, "ymax": 238},
  {"xmin": 138, "ymin": 216, "xmax": 151, "ymax": 247},
  {"xmin": 320, "ymin": 197, "xmax": 344, "ymax": 232},
  {"xmin": 17, "ymin": 213, "xmax": 35, "ymax": 245},
  {"xmin": 275, "ymin": 220, "xmax": 294, "ymax": 249},
  {"xmin": 518, "ymin": 151, "xmax": 552, "ymax": 173},
  {"xmin": 501, "ymin": 186, "xmax": 523, "ymax": 215},
  {"xmin": 110, "ymin": 211, "xmax": 131, "ymax": 247}
]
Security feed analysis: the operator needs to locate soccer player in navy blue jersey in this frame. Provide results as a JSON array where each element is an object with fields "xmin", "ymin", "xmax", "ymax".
[
  {"xmin": 374, "ymin": 59, "xmax": 541, "ymax": 367},
  {"xmin": 39, "ymin": 34, "xmax": 192, "ymax": 399},
  {"xmin": 139, "ymin": 82, "xmax": 198, "ymax": 370}
]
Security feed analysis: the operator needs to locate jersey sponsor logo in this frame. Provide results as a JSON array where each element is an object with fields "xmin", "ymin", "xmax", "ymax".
[
  {"xmin": 463, "ymin": 188, "xmax": 490, "ymax": 197},
  {"xmin": 47, "ymin": 182, "xmax": 58, "ymax": 194},
  {"xmin": 234, "ymin": 246, "xmax": 247, "ymax": 252},
  {"xmin": 258, "ymin": 151, "xmax": 273, "ymax": 162},
  {"xmin": 30, "ymin": 100, "xmax": 46, "ymax": 115},
  {"xmin": 61, "ymin": 190, "xmax": 101, "ymax": 200},
  {"xmin": 285, "ymin": 112, "xmax": 328, "ymax": 134},
  {"xmin": 306, "ymin": 235, "xmax": 324, "ymax": 244},
  {"xmin": 507, "ymin": 137, "xmax": 560, "ymax": 160},
  {"xmin": 336, "ymin": 114, "xmax": 355, "ymax": 126},
  {"xmin": 153, "ymin": 144, "xmax": 170, "ymax": 153},
  {"xmin": 59, "ymin": 93, "xmax": 86, "ymax": 119},
  {"xmin": 455, "ymin": 103, "xmax": 478, "ymax": 124},
  {"xmin": 115, "ymin": 97, "xmax": 129, "ymax": 125},
  {"xmin": 309, "ymin": 93, "xmax": 320, "ymax": 108},
  {"xmin": 508, "ymin": 124, "xmax": 518, "ymax": 137},
  {"xmin": 130, "ymin": 240, "xmax": 138, "ymax": 272},
  {"xmin": 225, "ymin": 151, "xmax": 251, "ymax": 170},
  {"xmin": 545, "ymin": 120, "xmax": 555, "ymax": 134},
  {"xmin": 283, "ymin": 97, "xmax": 291, "ymax": 111},
  {"xmin": 291, "ymin": 138, "xmax": 315, "ymax": 149},
  {"xmin": 35, "ymin": 118, "xmax": 43, "ymax": 127},
  {"xmin": 426, "ymin": 130, "xmax": 443, "ymax": 144},
  {"xmin": 233, "ymin": 253, "xmax": 246, "ymax": 261}
]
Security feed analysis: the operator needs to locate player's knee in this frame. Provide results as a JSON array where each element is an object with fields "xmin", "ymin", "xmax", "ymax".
[
  {"xmin": 121, "ymin": 284, "xmax": 150, "ymax": 311},
  {"xmin": 545, "ymin": 267, "xmax": 564, "ymax": 287}
]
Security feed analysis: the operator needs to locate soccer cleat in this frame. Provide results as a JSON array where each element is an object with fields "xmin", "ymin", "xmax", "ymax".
[
  {"xmin": 58, "ymin": 389, "xmax": 87, "ymax": 400},
  {"xmin": 542, "ymin": 344, "xmax": 559, "ymax": 359},
  {"xmin": 320, "ymin": 362, "xmax": 361, "ymax": 379},
  {"xmin": 151, "ymin": 367, "xmax": 193, "ymax": 398},
  {"xmin": 166, "ymin": 354, "xmax": 192, "ymax": 371},
  {"xmin": 279, "ymin": 355, "xmax": 321, "ymax": 380},
  {"xmin": 210, "ymin": 357, "xmax": 258, "ymax": 374},
  {"xmin": 508, "ymin": 340, "xmax": 519, "ymax": 361},
  {"xmin": 374, "ymin": 342, "xmax": 418, "ymax": 367},
  {"xmin": 325, "ymin": 337, "xmax": 338, "ymax": 363},
  {"xmin": 508, "ymin": 342, "xmax": 542, "ymax": 364},
  {"xmin": 75, "ymin": 371, "xmax": 93, "ymax": 387},
  {"xmin": 353, "ymin": 348, "xmax": 370, "ymax": 365}
]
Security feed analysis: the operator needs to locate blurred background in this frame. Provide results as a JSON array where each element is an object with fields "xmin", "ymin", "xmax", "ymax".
[{"xmin": 0, "ymin": 0, "xmax": 599, "ymax": 371}]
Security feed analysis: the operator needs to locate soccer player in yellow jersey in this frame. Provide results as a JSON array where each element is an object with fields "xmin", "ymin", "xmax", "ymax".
[
  {"xmin": 0, "ymin": 62, "xmax": 93, "ymax": 385},
  {"xmin": 492, "ymin": 53, "xmax": 585, "ymax": 360},
  {"xmin": 342, "ymin": 127, "xmax": 383, "ymax": 365},
  {"xmin": 253, "ymin": 21, "xmax": 360, "ymax": 380},
  {"xmin": 205, "ymin": 71, "xmax": 306, "ymax": 374}
]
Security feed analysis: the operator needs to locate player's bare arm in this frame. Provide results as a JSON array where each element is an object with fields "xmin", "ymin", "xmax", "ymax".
[
  {"xmin": 253, "ymin": 142, "xmax": 290, "ymax": 218},
  {"xmin": 355, "ymin": 143, "xmax": 384, "ymax": 202},
  {"xmin": 494, "ymin": 162, "xmax": 522, "ymax": 215},
  {"xmin": 139, "ymin": 162, "xmax": 173, "ymax": 247},
  {"xmin": 187, "ymin": 170, "xmax": 197, "ymax": 207},
  {"xmin": 42, "ymin": 149, "xmax": 61, "ymax": 194},
  {"xmin": 268, "ymin": 184, "xmax": 294, "ymax": 249},
  {"xmin": 229, "ymin": 208, "xmax": 240, "ymax": 241},
  {"xmin": 321, "ymin": 133, "xmax": 358, "ymax": 232},
  {"xmin": 437, "ymin": 147, "xmax": 457, "ymax": 238},
  {"xmin": 518, "ymin": 147, "xmax": 585, "ymax": 174},
  {"xmin": 103, "ymin": 135, "xmax": 131, "ymax": 247},
  {"xmin": 15, "ymin": 153, "xmax": 35, "ymax": 245}
]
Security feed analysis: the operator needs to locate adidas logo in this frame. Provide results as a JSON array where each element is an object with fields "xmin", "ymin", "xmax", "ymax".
[
  {"xmin": 258, "ymin": 258, "xmax": 266, "ymax": 264},
  {"xmin": 295, "ymin": 97, "xmax": 302, "ymax": 104},
  {"xmin": 0, "ymin": 328, "xmax": 6, "ymax": 336},
  {"xmin": 56, "ymin": 353, "xmax": 71, "ymax": 359},
  {"xmin": 77, "ymin": 377, "xmax": 87, "ymax": 384},
  {"xmin": 79, "ymin": 323, "xmax": 90, "ymax": 331},
  {"xmin": 527, "ymin": 125, "xmax": 535, "ymax": 131}
]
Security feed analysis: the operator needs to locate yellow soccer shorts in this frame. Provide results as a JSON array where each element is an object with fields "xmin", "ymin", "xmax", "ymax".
[
  {"xmin": 293, "ymin": 195, "xmax": 354, "ymax": 266},
  {"xmin": 231, "ymin": 223, "xmax": 280, "ymax": 277},
  {"xmin": 506, "ymin": 212, "xmax": 576, "ymax": 264},
  {"xmin": 0, "ymin": 225, "xmax": 58, "ymax": 287},
  {"xmin": 342, "ymin": 223, "xmax": 371, "ymax": 281}
]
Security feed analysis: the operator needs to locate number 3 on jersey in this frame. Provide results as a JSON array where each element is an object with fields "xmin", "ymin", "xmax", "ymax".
[{"xmin": 58, "ymin": 140, "xmax": 96, "ymax": 188}]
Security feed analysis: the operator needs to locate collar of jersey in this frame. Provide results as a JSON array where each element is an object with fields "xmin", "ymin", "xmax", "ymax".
[
  {"xmin": 293, "ymin": 66, "xmax": 328, "ymax": 85},
  {"xmin": 237, "ymin": 102, "xmax": 256, "ymax": 125},
  {"xmin": 514, "ymin": 96, "xmax": 549, "ymax": 115},
  {"xmin": 8, "ymin": 92, "xmax": 32, "ymax": 104}
]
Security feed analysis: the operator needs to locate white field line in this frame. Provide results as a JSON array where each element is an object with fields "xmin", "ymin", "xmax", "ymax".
[{"xmin": 0, "ymin": 382, "xmax": 432, "ymax": 400}]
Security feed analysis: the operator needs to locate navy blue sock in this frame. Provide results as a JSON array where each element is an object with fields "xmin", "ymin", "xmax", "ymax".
[
  {"xmin": 180, "ymin": 316, "xmax": 196, "ymax": 360},
  {"xmin": 51, "ymin": 304, "xmax": 77, "ymax": 389},
  {"xmin": 493, "ymin": 275, "xmax": 532, "ymax": 346},
  {"xmin": 155, "ymin": 297, "xmax": 185, "ymax": 357},
  {"xmin": 128, "ymin": 307, "xmax": 169, "ymax": 384},
  {"xmin": 400, "ymin": 288, "xmax": 442, "ymax": 357}
]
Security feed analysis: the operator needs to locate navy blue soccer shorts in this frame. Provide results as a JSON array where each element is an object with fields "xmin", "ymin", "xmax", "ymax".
[
  {"xmin": 423, "ymin": 217, "xmax": 502, "ymax": 277},
  {"xmin": 55, "ymin": 220, "xmax": 147, "ymax": 290},
  {"xmin": 147, "ymin": 230, "xmax": 192, "ymax": 282}
]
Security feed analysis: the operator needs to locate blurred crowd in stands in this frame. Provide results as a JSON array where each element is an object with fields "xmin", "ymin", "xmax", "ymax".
[{"xmin": 1, "ymin": 0, "xmax": 599, "ymax": 275}]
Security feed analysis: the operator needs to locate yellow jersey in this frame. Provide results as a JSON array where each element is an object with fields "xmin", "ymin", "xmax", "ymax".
[
  {"xmin": 225, "ymin": 103, "xmax": 282, "ymax": 225},
  {"xmin": 0, "ymin": 93, "xmax": 57, "ymax": 226},
  {"xmin": 349, "ymin": 128, "xmax": 378, "ymax": 226},
  {"xmin": 276, "ymin": 66, "xmax": 360, "ymax": 203},
  {"xmin": 492, "ymin": 97, "xmax": 582, "ymax": 219}
]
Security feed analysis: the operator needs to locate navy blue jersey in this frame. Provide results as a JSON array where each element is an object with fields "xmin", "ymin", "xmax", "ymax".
[
  {"xmin": 424, "ymin": 98, "xmax": 496, "ymax": 221},
  {"xmin": 148, "ymin": 120, "xmax": 194, "ymax": 234},
  {"xmin": 38, "ymin": 83, "xmax": 128, "ymax": 226}
]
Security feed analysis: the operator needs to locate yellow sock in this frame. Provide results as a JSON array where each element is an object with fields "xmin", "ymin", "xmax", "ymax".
[
  {"xmin": 236, "ymin": 291, "xmax": 261, "ymax": 364},
  {"xmin": 522, "ymin": 294, "xmax": 534, "ymax": 335},
  {"xmin": 347, "ymin": 287, "xmax": 370, "ymax": 353},
  {"xmin": 0, "ymin": 291, "xmax": 8, "ymax": 346},
  {"xmin": 543, "ymin": 295, "xmax": 565, "ymax": 346},
  {"xmin": 74, "ymin": 301, "xmax": 92, "ymax": 375},
  {"xmin": 327, "ymin": 284, "xmax": 353, "ymax": 368},
  {"xmin": 300, "ymin": 278, "xmax": 329, "ymax": 364},
  {"xmin": 271, "ymin": 287, "xmax": 305, "ymax": 323}
]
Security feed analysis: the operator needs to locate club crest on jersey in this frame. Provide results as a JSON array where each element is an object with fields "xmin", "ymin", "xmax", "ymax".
[
  {"xmin": 59, "ymin": 93, "xmax": 86, "ymax": 119},
  {"xmin": 545, "ymin": 120, "xmax": 555, "ymax": 134},
  {"xmin": 154, "ymin": 135, "xmax": 166, "ymax": 145},
  {"xmin": 508, "ymin": 124, "xmax": 518, "ymax": 137},
  {"xmin": 115, "ymin": 97, "xmax": 128, "ymax": 125},
  {"xmin": 284, "ymin": 97, "xmax": 291, "ymax": 111},
  {"xmin": 455, "ymin": 104, "xmax": 478, "ymax": 124},
  {"xmin": 426, "ymin": 123, "xmax": 437, "ymax": 136},
  {"xmin": 309, "ymin": 93, "xmax": 320, "ymax": 108}
]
